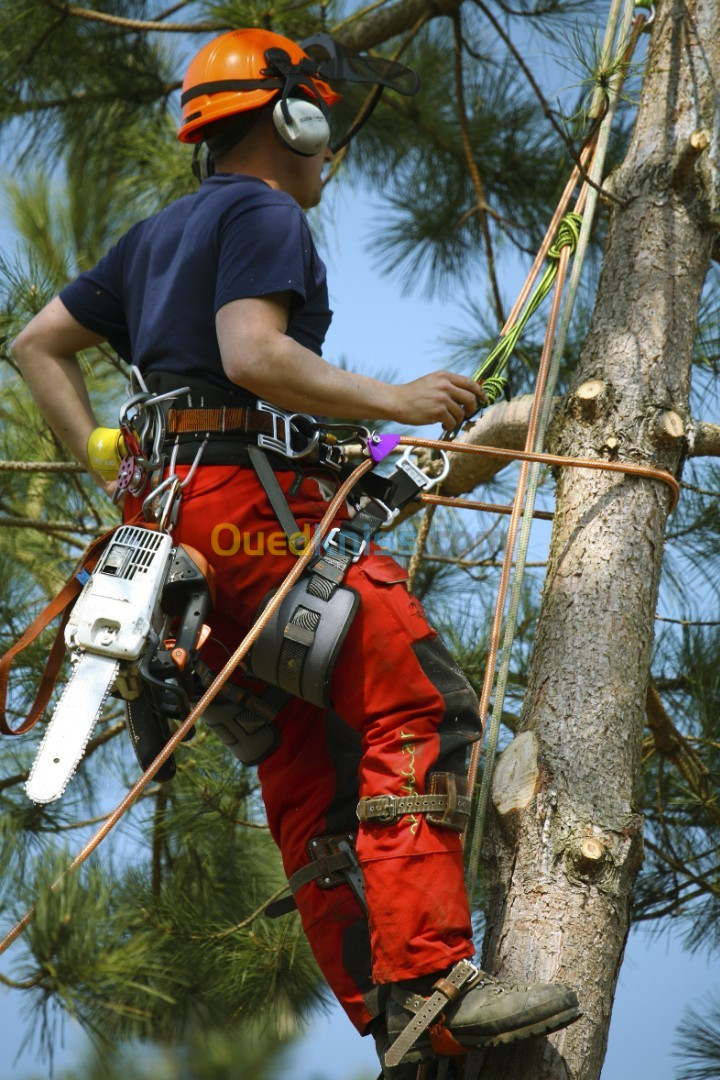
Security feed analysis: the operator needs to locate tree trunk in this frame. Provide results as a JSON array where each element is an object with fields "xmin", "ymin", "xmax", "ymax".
[{"xmin": 475, "ymin": 1, "xmax": 720, "ymax": 1078}]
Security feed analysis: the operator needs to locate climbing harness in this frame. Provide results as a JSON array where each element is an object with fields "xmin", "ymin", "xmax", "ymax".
[{"xmin": 249, "ymin": 436, "xmax": 450, "ymax": 706}]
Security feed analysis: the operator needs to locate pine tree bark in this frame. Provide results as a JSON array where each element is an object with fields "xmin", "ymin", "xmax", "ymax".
[{"xmin": 475, "ymin": 1, "xmax": 720, "ymax": 1078}]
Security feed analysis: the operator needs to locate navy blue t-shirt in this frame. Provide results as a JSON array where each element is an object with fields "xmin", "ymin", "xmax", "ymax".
[{"xmin": 59, "ymin": 174, "xmax": 332, "ymax": 392}]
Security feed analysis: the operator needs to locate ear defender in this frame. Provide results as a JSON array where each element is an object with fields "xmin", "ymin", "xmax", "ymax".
[
  {"xmin": 272, "ymin": 97, "xmax": 330, "ymax": 156},
  {"xmin": 191, "ymin": 143, "xmax": 215, "ymax": 182}
]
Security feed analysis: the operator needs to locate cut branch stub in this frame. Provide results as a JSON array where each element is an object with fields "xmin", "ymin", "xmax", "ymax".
[
  {"xmin": 570, "ymin": 380, "xmax": 605, "ymax": 423},
  {"xmin": 491, "ymin": 731, "xmax": 541, "ymax": 819},
  {"xmin": 652, "ymin": 409, "xmax": 685, "ymax": 446},
  {"xmin": 565, "ymin": 832, "xmax": 613, "ymax": 886}
]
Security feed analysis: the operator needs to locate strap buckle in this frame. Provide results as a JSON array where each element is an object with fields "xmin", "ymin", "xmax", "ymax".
[
  {"xmin": 357, "ymin": 793, "xmax": 401, "ymax": 823},
  {"xmin": 256, "ymin": 402, "xmax": 322, "ymax": 460},
  {"xmin": 322, "ymin": 526, "xmax": 368, "ymax": 562},
  {"xmin": 385, "ymin": 960, "xmax": 481, "ymax": 1067}
]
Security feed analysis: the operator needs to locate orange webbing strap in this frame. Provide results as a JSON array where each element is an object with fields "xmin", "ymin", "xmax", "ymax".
[
  {"xmin": 0, "ymin": 524, "xmax": 123, "ymax": 736},
  {"xmin": 429, "ymin": 1018, "xmax": 470, "ymax": 1058}
]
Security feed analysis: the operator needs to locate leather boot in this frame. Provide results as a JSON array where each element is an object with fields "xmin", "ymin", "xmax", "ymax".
[{"xmin": 383, "ymin": 961, "xmax": 581, "ymax": 1067}]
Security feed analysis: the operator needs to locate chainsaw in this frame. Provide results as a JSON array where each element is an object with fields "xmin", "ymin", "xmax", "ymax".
[{"xmin": 25, "ymin": 524, "xmax": 213, "ymax": 804}]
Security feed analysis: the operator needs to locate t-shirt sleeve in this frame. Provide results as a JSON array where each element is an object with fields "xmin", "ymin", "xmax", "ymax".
[
  {"xmin": 58, "ymin": 241, "xmax": 132, "ymax": 359},
  {"xmin": 215, "ymin": 198, "xmax": 313, "ymax": 312}
]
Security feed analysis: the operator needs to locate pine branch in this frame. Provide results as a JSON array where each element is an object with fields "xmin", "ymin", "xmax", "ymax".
[
  {"xmin": 633, "ymin": 884, "xmax": 710, "ymax": 922},
  {"xmin": 376, "ymin": 92, "xmax": 538, "ymax": 251},
  {"xmin": 156, "ymin": 1, "xmax": 193, "ymax": 18},
  {"xmin": 0, "ymin": 516, "xmax": 106, "ymax": 535},
  {"xmin": 644, "ymin": 838, "xmax": 720, "ymax": 903},
  {"xmin": 0, "ymin": 461, "xmax": 84, "ymax": 473},
  {"xmin": 186, "ymin": 884, "xmax": 293, "ymax": 941},
  {"xmin": 645, "ymin": 683, "xmax": 720, "ymax": 831},
  {"xmin": 335, "ymin": 0, "xmax": 461, "ymax": 52},
  {"xmin": 655, "ymin": 615, "xmax": 720, "ymax": 627},
  {"xmin": 55, "ymin": 787, "xmax": 162, "ymax": 830},
  {"xmin": 453, "ymin": 11, "xmax": 505, "ymax": 326},
  {"xmin": 386, "ymin": 548, "xmax": 548, "ymax": 567},
  {"xmin": 471, "ymin": 0, "xmax": 621, "ymax": 203},
  {"xmin": 43, "ymin": 0, "xmax": 220, "ymax": 33},
  {"xmin": 690, "ymin": 420, "xmax": 720, "ymax": 456}
]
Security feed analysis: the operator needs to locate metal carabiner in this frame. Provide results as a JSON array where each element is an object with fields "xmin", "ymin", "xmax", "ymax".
[
  {"xmin": 142, "ymin": 474, "xmax": 182, "ymax": 532},
  {"xmin": 157, "ymin": 476, "xmax": 182, "ymax": 533},
  {"xmin": 636, "ymin": 1, "xmax": 655, "ymax": 29},
  {"xmin": 142, "ymin": 473, "xmax": 177, "ymax": 523},
  {"xmin": 395, "ymin": 445, "xmax": 450, "ymax": 491},
  {"xmin": 311, "ymin": 421, "xmax": 371, "ymax": 446},
  {"xmin": 167, "ymin": 437, "xmax": 208, "ymax": 489}
]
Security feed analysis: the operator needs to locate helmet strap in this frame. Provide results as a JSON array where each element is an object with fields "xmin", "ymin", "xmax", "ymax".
[{"xmin": 262, "ymin": 48, "xmax": 330, "ymax": 124}]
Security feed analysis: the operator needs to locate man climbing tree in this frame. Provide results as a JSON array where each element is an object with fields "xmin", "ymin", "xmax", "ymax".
[{"xmin": 9, "ymin": 25, "xmax": 580, "ymax": 1080}]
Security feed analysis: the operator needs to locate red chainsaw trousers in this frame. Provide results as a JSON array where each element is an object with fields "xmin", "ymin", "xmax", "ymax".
[{"xmin": 126, "ymin": 463, "xmax": 480, "ymax": 1033}]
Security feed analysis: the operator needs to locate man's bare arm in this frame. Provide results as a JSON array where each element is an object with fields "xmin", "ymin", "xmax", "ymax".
[
  {"xmin": 11, "ymin": 298, "xmax": 106, "ymax": 470},
  {"xmin": 216, "ymin": 294, "xmax": 484, "ymax": 430}
]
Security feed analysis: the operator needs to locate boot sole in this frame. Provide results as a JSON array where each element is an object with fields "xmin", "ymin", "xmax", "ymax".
[
  {"xmin": 476, "ymin": 1004, "xmax": 583, "ymax": 1047},
  {"xmin": 385, "ymin": 1005, "xmax": 583, "ymax": 1066}
]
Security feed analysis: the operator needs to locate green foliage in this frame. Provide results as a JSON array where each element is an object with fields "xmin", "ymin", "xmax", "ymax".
[
  {"xmin": 1, "ymin": 2, "xmax": 177, "ymax": 155},
  {"xmin": 674, "ymin": 992, "xmax": 720, "ymax": 1080},
  {"xmin": 354, "ymin": 29, "xmax": 564, "ymax": 297},
  {"xmin": 4, "ymin": 734, "xmax": 325, "ymax": 1056}
]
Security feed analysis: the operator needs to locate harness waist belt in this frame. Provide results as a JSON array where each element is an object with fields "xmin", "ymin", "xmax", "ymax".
[{"xmin": 166, "ymin": 405, "xmax": 287, "ymax": 439}]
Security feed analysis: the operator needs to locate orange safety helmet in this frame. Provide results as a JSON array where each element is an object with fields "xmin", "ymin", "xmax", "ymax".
[{"xmin": 178, "ymin": 28, "xmax": 341, "ymax": 144}]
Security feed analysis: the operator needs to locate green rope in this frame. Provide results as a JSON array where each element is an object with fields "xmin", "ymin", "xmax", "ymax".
[{"xmin": 472, "ymin": 213, "xmax": 583, "ymax": 404}]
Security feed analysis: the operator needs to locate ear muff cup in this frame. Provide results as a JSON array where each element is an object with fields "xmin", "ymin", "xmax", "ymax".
[{"xmin": 272, "ymin": 97, "xmax": 330, "ymax": 155}]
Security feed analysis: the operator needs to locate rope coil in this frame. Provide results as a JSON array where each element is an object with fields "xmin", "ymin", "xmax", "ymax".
[{"xmin": 471, "ymin": 212, "xmax": 585, "ymax": 405}]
